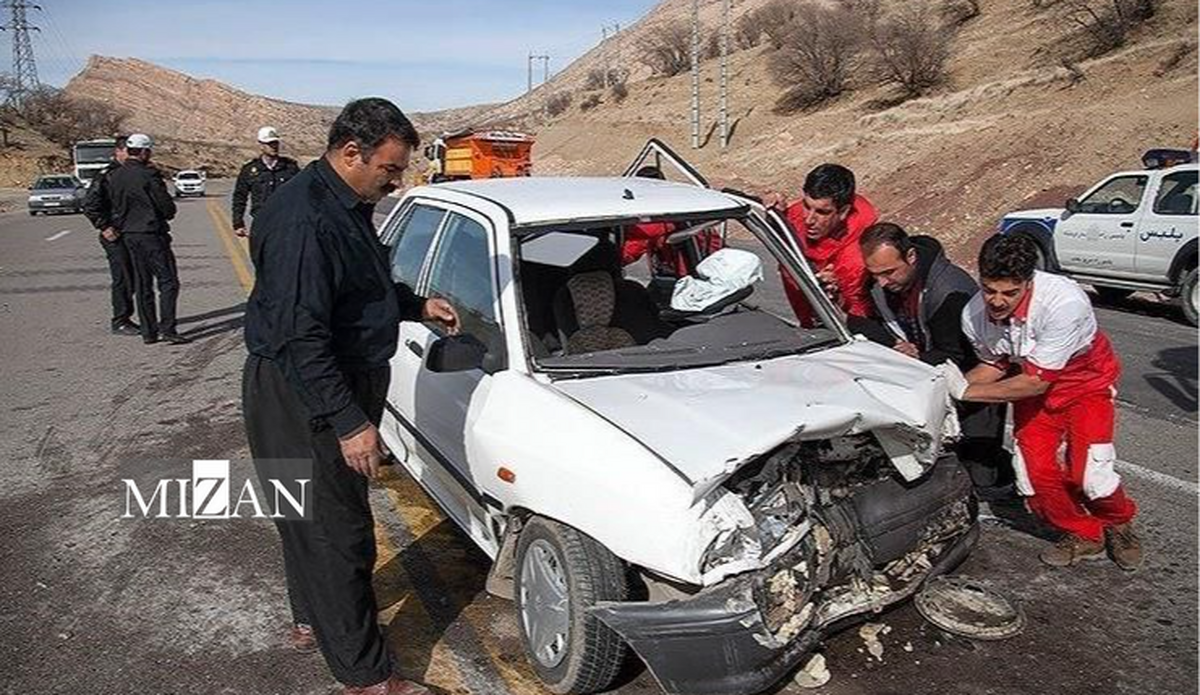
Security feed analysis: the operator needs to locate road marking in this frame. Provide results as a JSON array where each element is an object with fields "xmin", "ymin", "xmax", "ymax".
[
  {"xmin": 1116, "ymin": 460, "xmax": 1199, "ymax": 496},
  {"xmin": 205, "ymin": 200, "xmax": 253, "ymax": 292},
  {"xmin": 45, "ymin": 230, "xmax": 72, "ymax": 241}
]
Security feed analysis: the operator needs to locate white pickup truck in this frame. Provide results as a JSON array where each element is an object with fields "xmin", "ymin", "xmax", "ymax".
[{"xmin": 998, "ymin": 151, "xmax": 1198, "ymax": 325}]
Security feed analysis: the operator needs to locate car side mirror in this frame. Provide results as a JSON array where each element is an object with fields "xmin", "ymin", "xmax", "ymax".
[
  {"xmin": 426, "ymin": 333, "xmax": 499, "ymax": 374},
  {"xmin": 1064, "ymin": 198, "xmax": 1081, "ymax": 214}
]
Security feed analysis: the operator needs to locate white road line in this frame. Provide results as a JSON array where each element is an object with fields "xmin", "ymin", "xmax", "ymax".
[
  {"xmin": 1115, "ymin": 460, "xmax": 1199, "ymax": 496},
  {"xmin": 44, "ymin": 230, "xmax": 73, "ymax": 242},
  {"xmin": 1003, "ymin": 423, "xmax": 1198, "ymax": 496}
]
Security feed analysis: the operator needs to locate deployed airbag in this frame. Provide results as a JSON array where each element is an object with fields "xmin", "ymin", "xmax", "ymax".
[{"xmin": 670, "ymin": 248, "xmax": 763, "ymax": 312}]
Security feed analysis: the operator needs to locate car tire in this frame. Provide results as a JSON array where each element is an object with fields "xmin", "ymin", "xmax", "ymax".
[
  {"xmin": 1180, "ymin": 268, "xmax": 1198, "ymax": 327},
  {"xmin": 28, "ymin": 211, "xmax": 36, "ymax": 216},
  {"xmin": 1094, "ymin": 286, "xmax": 1133, "ymax": 304},
  {"xmin": 515, "ymin": 516, "xmax": 628, "ymax": 695}
]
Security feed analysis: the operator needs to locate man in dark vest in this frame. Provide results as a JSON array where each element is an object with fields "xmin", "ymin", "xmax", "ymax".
[
  {"xmin": 82, "ymin": 135, "xmax": 138, "ymax": 335},
  {"xmin": 857, "ymin": 222, "xmax": 1013, "ymax": 496}
]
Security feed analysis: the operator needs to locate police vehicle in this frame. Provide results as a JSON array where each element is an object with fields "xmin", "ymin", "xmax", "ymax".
[{"xmin": 997, "ymin": 149, "xmax": 1198, "ymax": 325}]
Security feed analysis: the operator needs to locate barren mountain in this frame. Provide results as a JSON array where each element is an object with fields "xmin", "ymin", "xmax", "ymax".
[{"xmin": 62, "ymin": 56, "xmax": 497, "ymax": 175}]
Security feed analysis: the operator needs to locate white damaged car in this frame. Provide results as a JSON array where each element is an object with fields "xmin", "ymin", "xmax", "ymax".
[{"xmin": 377, "ymin": 141, "xmax": 978, "ymax": 695}]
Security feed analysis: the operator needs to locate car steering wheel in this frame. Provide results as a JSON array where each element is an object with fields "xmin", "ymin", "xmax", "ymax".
[{"xmin": 1108, "ymin": 197, "xmax": 1132, "ymax": 213}]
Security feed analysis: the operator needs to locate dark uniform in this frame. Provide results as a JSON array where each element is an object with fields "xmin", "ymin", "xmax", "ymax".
[
  {"xmin": 107, "ymin": 159, "xmax": 180, "ymax": 342},
  {"xmin": 242, "ymin": 157, "xmax": 424, "ymax": 687},
  {"xmin": 82, "ymin": 160, "xmax": 136, "ymax": 331},
  {"xmin": 231, "ymin": 155, "xmax": 300, "ymax": 232}
]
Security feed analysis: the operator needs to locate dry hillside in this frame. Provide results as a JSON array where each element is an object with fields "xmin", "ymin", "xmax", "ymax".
[{"xmin": 515, "ymin": 0, "xmax": 1198, "ymax": 263}]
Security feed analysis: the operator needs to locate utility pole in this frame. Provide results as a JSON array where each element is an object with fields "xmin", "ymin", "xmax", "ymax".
[
  {"xmin": 528, "ymin": 52, "xmax": 549, "ymax": 93},
  {"xmin": 2, "ymin": 0, "xmax": 41, "ymax": 106},
  {"xmin": 719, "ymin": 0, "xmax": 729, "ymax": 149},
  {"xmin": 601, "ymin": 22, "xmax": 620, "ymax": 87},
  {"xmin": 690, "ymin": 0, "xmax": 700, "ymax": 149}
]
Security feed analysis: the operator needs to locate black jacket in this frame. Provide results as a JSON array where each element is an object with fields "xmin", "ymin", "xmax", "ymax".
[
  {"xmin": 82, "ymin": 160, "xmax": 121, "ymax": 232},
  {"xmin": 105, "ymin": 159, "xmax": 176, "ymax": 235},
  {"xmin": 865, "ymin": 236, "xmax": 980, "ymax": 369},
  {"xmin": 244, "ymin": 157, "xmax": 425, "ymax": 438},
  {"xmin": 231, "ymin": 156, "xmax": 300, "ymax": 229}
]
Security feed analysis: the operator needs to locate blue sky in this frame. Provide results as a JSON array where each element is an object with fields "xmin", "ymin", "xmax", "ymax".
[{"xmin": 16, "ymin": 0, "xmax": 659, "ymax": 111}]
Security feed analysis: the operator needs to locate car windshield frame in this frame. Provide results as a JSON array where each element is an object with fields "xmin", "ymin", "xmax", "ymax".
[
  {"xmin": 176, "ymin": 172, "xmax": 202, "ymax": 180},
  {"xmin": 513, "ymin": 211, "xmax": 848, "ymax": 378}
]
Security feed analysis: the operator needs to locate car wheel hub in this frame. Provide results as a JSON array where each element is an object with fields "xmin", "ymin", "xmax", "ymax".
[{"xmin": 520, "ymin": 539, "xmax": 570, "ymax": 668}]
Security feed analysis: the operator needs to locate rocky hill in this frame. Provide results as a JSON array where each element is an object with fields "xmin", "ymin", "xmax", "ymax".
[{"xmin": 62, "ymin": 56, "xmax": 498, "ymax": 175}]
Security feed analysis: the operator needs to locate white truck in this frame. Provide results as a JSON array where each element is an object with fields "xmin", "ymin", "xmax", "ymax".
[
  {"xmin": 997, "ymin": 150, "xmax": 1198, "ymax": 325},
  {"xmin": 72, "ymin": 138, "xmax": 117, "ymax": 188}
]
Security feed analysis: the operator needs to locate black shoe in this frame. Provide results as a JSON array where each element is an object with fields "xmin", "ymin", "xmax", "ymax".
[
  {"xmin": 143, "ymin": 334, "xmax": 160, "ymax": 345},
  {"xmin": 112, "ymin": 321, "xmax": 141, "ymax": 336},
  {"xmin": 161, "ymin": 332, "xmax": 192, "ymax": 345}
]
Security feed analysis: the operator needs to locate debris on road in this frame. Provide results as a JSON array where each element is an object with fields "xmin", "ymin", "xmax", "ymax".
[
  {"xmin": 794, "ymin": 653, "xmax": 831, "ymax": 688},
  {"xmin": 858, "ymin": 622, "xmax": 891, "ymax": 661}
]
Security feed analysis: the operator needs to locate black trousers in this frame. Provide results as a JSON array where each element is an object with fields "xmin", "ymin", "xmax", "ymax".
[
  {"xmin": 99, "ymin": 234, "xmax": 134, "ymax": 326},
  {"xmin": 123, "ymin": 233, "xmax": 180, "ymax": 338},
  {"xmin": 242, "ymin": 354, "xmax": 393, "ymax": 687},
  {"xmin": 956, "ymin": 401, "xmax": 1014, "ymax": 489}
]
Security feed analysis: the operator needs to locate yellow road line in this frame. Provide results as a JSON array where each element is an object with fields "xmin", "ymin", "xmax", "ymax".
[{"xmin": 206, "ymin": 199, "xmax": 254, "ymax": 293}]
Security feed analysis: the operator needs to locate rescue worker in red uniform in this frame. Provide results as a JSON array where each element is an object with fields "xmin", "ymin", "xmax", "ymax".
[
  {"xmin": 621, "ymin": 166, "xmax": 722, "ymax": 277},
  {"xmin": 943, "ymin": 234, "xmax": 1142, "ymax": 570},
  {"xmin": 768, "ymin": 164, "xmax": 878, "ymax": 325}
]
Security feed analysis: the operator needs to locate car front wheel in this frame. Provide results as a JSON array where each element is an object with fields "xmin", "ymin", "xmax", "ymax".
[
  {"xmin": 516, "ymin": 516, "xmax": 628, "ymax": 695},
  {"xmin": 1180, "ymin": 268, "xmax": 1198, "ymax": 327}
]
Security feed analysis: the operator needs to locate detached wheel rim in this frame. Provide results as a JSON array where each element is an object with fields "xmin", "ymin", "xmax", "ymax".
[
  {"xmin": 521, "ymin": 539, "xmax": 570, "ymax": 669},
  {"xmin": 1191, "ymin": 279, "xmax": 1198, "ymax": 314}
]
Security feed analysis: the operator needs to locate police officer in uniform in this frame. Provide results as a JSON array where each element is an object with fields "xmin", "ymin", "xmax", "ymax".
[
  {"xmin": 231, "ymin": 126, "xmax": 300, "ymax": 237},
  {"xmin": 82, "ymin": 135, "xmax": 139, "ymax": 336},
  {"xmin": 107, "ymin": 133, "xmax": 188, "ymax": 345}
]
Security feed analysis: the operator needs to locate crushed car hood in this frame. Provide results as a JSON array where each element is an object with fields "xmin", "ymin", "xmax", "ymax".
[{"xmin": 552, "ymin": 340, "xmax": 957, "ymax": 502}]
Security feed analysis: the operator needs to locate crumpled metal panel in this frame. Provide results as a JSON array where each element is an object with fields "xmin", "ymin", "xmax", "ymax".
[{"xmin": 553, "ymin": 339, "xmax": 957, "ymax": 501}]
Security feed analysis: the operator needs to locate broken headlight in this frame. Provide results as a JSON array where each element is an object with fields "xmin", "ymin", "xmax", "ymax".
[{"xmin": 698, "ymin": 490, "xmax": 762, "ymax": 583}]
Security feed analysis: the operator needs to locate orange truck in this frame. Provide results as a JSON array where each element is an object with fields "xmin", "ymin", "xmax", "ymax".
[{"xmin": 424, "ymin": 129, "xmax": 535, "ymax": 183}]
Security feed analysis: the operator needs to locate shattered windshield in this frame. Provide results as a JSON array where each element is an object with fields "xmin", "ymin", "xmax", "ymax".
[{"xmin": 517, "ymin": 214, "xmax": 842, "ymax": 374}]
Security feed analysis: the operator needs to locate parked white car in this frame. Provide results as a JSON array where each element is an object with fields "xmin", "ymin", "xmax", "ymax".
[
  {"xmin": 377, "ymin": 142, "xmax": 976, "ymax": 695},
  {"xmin": 998, "ymin": 152, "xmax": 1198, "ymax": 325},
  {"xmin": 172, "ymin": 169, "xmax": 206, "ymax": 197}
]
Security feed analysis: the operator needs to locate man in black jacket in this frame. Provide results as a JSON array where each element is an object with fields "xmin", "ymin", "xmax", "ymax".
[
  {"xmin": 243, "ymin": 98, "xmax": 457, "ymax": 695},
  {"xmin": 231, "ymin": 126, "xmax": 300, "ymax": 237},
  {"xmin": 82, "ymin": 135, "xmax": 138, "ymax": 336},
  {"xmin": 106, "ymin": 133, "xmax": 187, "ymax": 345},
  {"xmin": 857, "ymin": 222, "xmax": 1013, "ymax": 495}
]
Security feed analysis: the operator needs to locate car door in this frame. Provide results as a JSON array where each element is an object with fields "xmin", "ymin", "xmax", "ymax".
[
  {"xmin": 1056, "ymin": 174, "xmax": 1149, "ymax": 277},
  {"xmin": 1136, "ymin": 169, "xmax": 1198, "ymax": 280},
  {"xmin": 404, "ymin": 205, "xmax": 506, "ymax": 549},
  {"xmin": 382, "ymin": 201, "xmax": 449, "ymax": 463}
]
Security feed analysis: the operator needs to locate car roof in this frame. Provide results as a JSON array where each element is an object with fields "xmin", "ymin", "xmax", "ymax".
[{"xmin": 413, "ymin": 176, "xmax": 748, "ymax": 229}]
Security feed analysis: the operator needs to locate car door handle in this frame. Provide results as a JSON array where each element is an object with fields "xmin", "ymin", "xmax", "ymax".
[
  {"xmin": 405, "ymin": 340, "xmax": 424, "ymax": 358},
  {"xmin": 1120, "ymin": 222, "xmax": 1134, "ymax": 228}
]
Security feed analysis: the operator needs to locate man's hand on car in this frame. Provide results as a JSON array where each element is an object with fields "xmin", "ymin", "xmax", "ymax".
[
  {"xmin": 893, "ymin": 341, "xmax": 921, "ymax": 359},
  {"xmin": 234, "ymin": 227, "xmax": 248, "ymax": 238},
  {"xmin": 938, "ymin": 361, "xmax": 970, "ymax": 400},
  {"xmin": 816, "ymin": 265, "xmax": 841, "ymax": 301},
  {"xmin": 762, "ymin": 191, "xmax": 787, "ymax": 211},
  {"xmin": 339, "ymin": 423, "xmax": 385, "ymax": 478},
  {"xmin": 101, "ymin": 227, "xmax": 119, "ymax": 242},
  {"xmin": 423, "ymin": 298, "xmax": 460, "ymax": 334}
]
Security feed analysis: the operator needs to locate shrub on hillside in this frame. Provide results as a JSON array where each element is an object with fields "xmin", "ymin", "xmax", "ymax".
[
  {"xmin": 585, "ymin": 67, "xmax": 625, "ymax": 90},
  {"xmin": 611, "ymin": 81, "xmax": 629, "ymax": 103},
  {"xmin": 868, "ymin": 2, "xmax": 953, "ymax": 98},
  {"xmin": 580, "ymin": 93, "xmax": 603, "ymax": 112},
  {"xmin": 941, "ymin": 0, "xmax": 981, "ymax": 27},
  {"xmin": 768, "ymin": 3, "xmax": 863, "ymax": 113},
  {"xmin": 20, "ymin": 87, "xmax": 127, "ymax": 151},
  {"xmin": 1060, "ymin": 0, "xmax": 1155, "ymax": 56},
  {"xmin": 758, "ymin": 0, "xmax": 801, "ymax": 48},
  {"xmin": 639, "ymin": 21, "xmax": 693, "ymax": 77},
  {"xmin": 734, "ymin": 6, "xmax": 771, "ymax": 49},
  {"xmin": 545, "ymin": 91, "xmax": 573, "ymax": 117}
]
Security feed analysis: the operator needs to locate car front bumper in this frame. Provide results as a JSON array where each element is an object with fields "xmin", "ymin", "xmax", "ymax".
[
  {"xmin": 28, "ymin": 199, "xmax": 80, "ymax": 211},
  {"xmin": 174, "ymin": 186, "xmax": 205, "ymax": 195},
  {"xmin": 592, "ymin": 456, "xmax": 979, "ymax": 695}
]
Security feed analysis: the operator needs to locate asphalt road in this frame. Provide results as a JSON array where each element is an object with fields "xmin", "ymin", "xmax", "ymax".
[{"xmin": 0, "ymin": 181, "xmax": 1195, "ymax": 695}]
